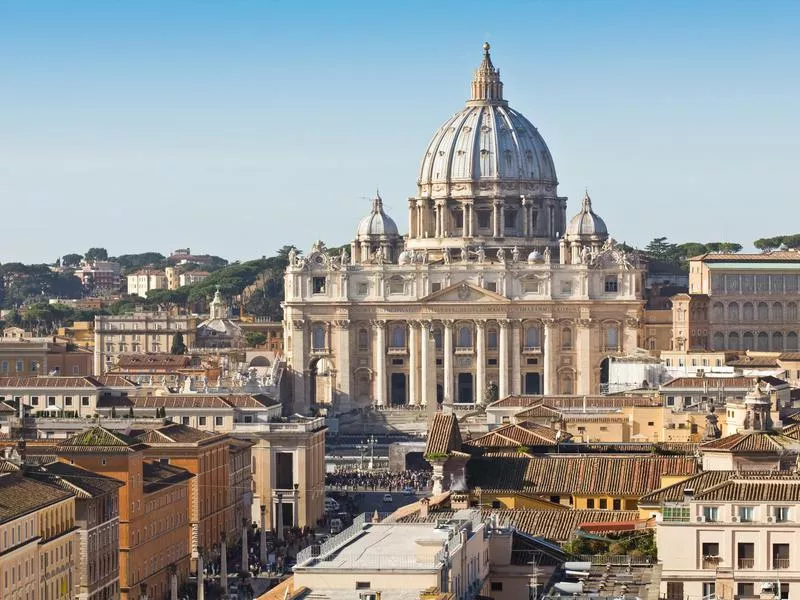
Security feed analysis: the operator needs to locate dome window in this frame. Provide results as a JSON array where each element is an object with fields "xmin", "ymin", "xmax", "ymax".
[
  {"xmin": 604, "ymin": 276, "xmax": 618, "ymax": 293},
  {"xmin": 312, "ymin": 277, "xmax": 327, "ymax": 295}
]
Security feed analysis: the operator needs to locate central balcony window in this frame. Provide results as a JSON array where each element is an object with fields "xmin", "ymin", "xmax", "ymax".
[
  {"xmin": 455, "ymin": 325, "xmax": 473, "ymax": 354},
  {"xmin": 523, "ymin": 325, "xmax": 541, "ymax": 353},
  {"xmin": 388, "ymin": 325, "xmax": 407, "ymax": 354}
]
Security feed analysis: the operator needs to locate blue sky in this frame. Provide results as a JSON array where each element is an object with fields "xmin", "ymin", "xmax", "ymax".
[{"xmin": 1, "ymin": 0, "xmax": 798, "ymax": 263}]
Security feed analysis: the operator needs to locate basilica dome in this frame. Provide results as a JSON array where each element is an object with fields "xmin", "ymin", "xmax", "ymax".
[
  {"xmin": 565, "ymin": 191, "xmax": 608, "ymax": 238},
  {"xmin": 356, "ymin": 193, "xmax": 399, "ymax": 238},
  {"xmin": 417, "ymin": 43, "xmax": 557, "ymax": 197}
]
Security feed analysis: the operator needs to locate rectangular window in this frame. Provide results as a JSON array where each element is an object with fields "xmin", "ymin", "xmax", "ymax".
[
  {"xmin": 30, "ymin": 361, "xmax": 39, "ymax": 372},
  {"xmin": 431, "ymin": 282, "xmax": 442, "ymax": 293},
  {"xmin": 16, "ymin": 361, "xmax": 24, "ymax": 373},
  {"xmin": 31, "ymin": 396, "xmax": 39, "ymax": 406},
  {"xmin": 215, "ymin": 416, "xmax": 223, "ymax": 426},
  {"xmin": 453, "ymin": 210, "xmax": 464, "ymax": 229},
  {"xmin": 587, "ymin": 498, "xmax": 595, "ymax": 509},
  {"xmin": 0, "ymin": 361, "xmax": 7, "ymax": 373},
  {"xmin": 737, "ymin": 583, "xmax": 754, "ymax": 597},
  {"xmin": 355, "ymin": 582, "xmax": 371, "ymax": 590},
  {"xmin": 772, "ymin": 543, "xmax": 790, "ymax": 570},
  {"xmin": 275, "ymin": 452, "xmax": 294, "ymax": 489},
  {"xmin": 604, "ymin": 276, "xmax": 618, "ymax": 293},
  {"xmin": 477, "ymin": 210, "xmax": 490, "ymax": 229},
  {"xmin": 774, "ymin": 506, "xmax": 790, "ymax": 522},
  {"xmin": 357, "ymin": 282, "xmax": 368, "ymax": 296},
  {"xmin": 738, "ymin": 506, "xmax": 754, "ymax": 522},
  {"xmin": 181, "ymin": 416, "xmax": 190, "ymax": 425},
  {"xmin": 599, "ymin": 499, "xmax": 608, "ymax": 509},
  {"xmin": 65, "ymin": 396, "xmax": 73, "ymax": 406},
  {"xmin": 81, "ymin": 397, "xmax": 90, "ymax": 406},
  {"xmin": 312, "ymin": 277, "xmax": 326, "ymax": 294},
  {"xmin": 48, "ymin": 397, "xmax": 56, "ymax": 406},
  {"xmin": 737, "ymin": 542, "xmax": 755, "ymax": 569},
  {"xmin": 198, "ymin": 416, "xmax": 207, "ymax": 426},
  {"xmin": 490, "ymin": 582, "xmax": 503, "ymax": 592},
  {"xmin": 702, "ymin": 583, "xmax": 716, "ymax": 599},
  {"xmin": 612, "ymin": 499, "xmax": 621, "ymax": 510},
  {"xmin": 702, "ymin": 506, "xmax": 719, "ymax": 522},
  {"xmin": 486, "ymin": 281, "xmax": 497, "ymax": 292}
]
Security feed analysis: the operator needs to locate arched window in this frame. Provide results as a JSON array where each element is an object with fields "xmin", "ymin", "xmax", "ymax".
[
  {"xmin": 457, "ymin": 326, "xmax": 473, "ymax": 348},
  {"xmin": 390, "ymin": 325, "xmax": 406, "ymax": 348},
  {"xmin": 357, "ymin": 328, "xmax": 369, "ymax": 352},
  {"xmin": 788, "ymin": 302, "xmax": 798, "ymax": 321},
  {"xmin": 743, "ymin": 302, "xmax": 754, "ymax": 322},
  {"xmin": 312, "ymin": 325, "xmax": 326, "ymax": 351},
  {"xmin": 433, "ymin": 327, "xmax": 443, "ymax": 350},
  {"xmin": 773, "ymin": 303, "xmax": 784, "ymax": 322},
  {"xmin": 728, "ymin": 332, "xmax": 740, "ymax": 350},
  {"xmin": 787, "ymin": 332, "xmax": 798, "ymax": 351},
  {"xmin": 487, "ymin": 328, "xmax": 498, "ymax": 350},
  {"xmin": 524, "ymin": 326, "xmax": 540, "ymax": 350},
  {"xmin": 712, "ymin": 332, "xmax": 725, "ymax": 350},
  {"xmin": 742, "ymin": 332, "xmax": 754, "ymax": 350},
  {"xmin": 561, "ymin": 328, "xmax": 573, "ymax": 350},
  {"xmin": 757, "ymin": 332, "xmax": 769, "ymax": 351},
  {"xmin": 772, "ymin": 332, "xmax": 784, "ymax": 351},
  {"xmin": 728, "ymin": 302, "xmax": 739, "ymax": 321},
  {"xmin": 712, "ymin": 302, "xmax": 724, "ymax": 322},
  {"xmin": 757, "ymin": 302, "xmax": 769, "ymax": 321},
  {"xmin": 605, "ymin": 324, "xmax": 619, "ymax": 351}
]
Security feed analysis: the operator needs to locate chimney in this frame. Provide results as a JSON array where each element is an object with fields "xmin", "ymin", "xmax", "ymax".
[
  {"xmin": 683, "ymin": 488, "xmax": 694, "ymax": 504},
  {"xmin": 419, "ymin": 497, "xmax": 430, "ymax": 519},
  {"xmin": 451, "ymin": 493, "xmax": 470, "ymax": 511}
]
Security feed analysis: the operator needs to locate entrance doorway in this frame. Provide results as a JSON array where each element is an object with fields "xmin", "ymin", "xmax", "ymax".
[
  {"xmin": 457, "ymin": 373, "xmax": 474, "ymax": 403},
  {"xmin": 390, "ymin": 373, "xmax": 407, "ymax": 406},
  {"xmin": 436, "ymin": 384, "xmax": 444, "ymax": 405},
  {"xmin": 524, "ymin": 372, "xmax": 541, "ymax": 394}
]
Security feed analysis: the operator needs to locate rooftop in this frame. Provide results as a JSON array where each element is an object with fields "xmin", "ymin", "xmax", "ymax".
[
  {"xmin": 425, "ymin": 413, "xmax": 462, "ymax": 455},
  {"xmin": 58, "ymin": 426, "xmax": 148, "ymax": 453},
  {"xmin": 25, "ymin": 461, "xmax": 124, "ymax": 498},
  {"xmin": 135, "ymin": 422, "xmax": 220, "ymax": 445},
  {"xmin": 0, "ymin": 471, "xmax": 74, "ymax": 523}
]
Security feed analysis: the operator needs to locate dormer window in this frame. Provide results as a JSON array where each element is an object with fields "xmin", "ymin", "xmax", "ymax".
[{"xmin": 605, "ymin": 276, "xmax": 619, "ymax": 293}]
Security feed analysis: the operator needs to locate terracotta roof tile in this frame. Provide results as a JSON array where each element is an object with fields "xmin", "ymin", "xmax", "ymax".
[
  {"xmin": 116, "ymin": 354, "xmax": 192, "ymax": 369},
  {"xmin": 700, "ymin": 431, "xmax": 800, "ymax": 453},
  {"xmin": 25, "ymin": 462, "xmax": 124, "ymax": 498},
  {"xmin": 142, "ymin": 460, "xmax": 194, "ymax": 492},
  {"xmin": 58, "ymin": 426, "xmax": 147, "ymax": 453},
  {"xmin": 639, "ymin": 470, "xmax": 736, "ymax": 506},
  {"xmin": 425, "ymin": 413, "xmax": 462, "ymax": 455},
  {"xmin": 490, "ymin": 395, "xmax": 660, "ymax": 409},
  {"xmin": 0, "ymin": 376, "xmax": 100, "ymax": 389},
  {"xmin": 0, "ymin": 472, "xmax": 74, "ymax": 523},
  {"xmin": 135, "ymin": 423, "xmax": 219, "ymax": 444},
  {"xmin": 661, "ymin": 376, "xmax": 756, "ymax": 389},
  {"xmin": 693, "ymin": 478, "xmax": 800, "ymax": 502},
  {"xmin": 469, "ymin": 422, "xmax": 566, "ymax": 449}
]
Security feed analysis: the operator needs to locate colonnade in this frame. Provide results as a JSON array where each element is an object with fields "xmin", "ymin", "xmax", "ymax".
[{"xmin": 408, "ymin": 196, "xmax": 541, "ymax": 240}]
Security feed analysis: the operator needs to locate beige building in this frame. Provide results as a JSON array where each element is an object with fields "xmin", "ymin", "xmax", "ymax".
[
  {"xmin": 126, "ymin": 270, "xmax": 168, "ymax": 298},
  {"xmin": 247, "ymin": 415, "xmax": 326, "ymax": 530},
  {"xmin": 655, "ymin": 473, "xmax": 800, "ymax": 600},
  {"xmin": 93, "ymin": 313, "xmax": 197, "ymax": 374},
  {"xmin": 284, "ymin": 44, "xmax": 644, "ymax": 414},
  {"xmin": 686, "ymin": 251, "xmax": 800, "ymax": 352},
  {"xmin": 0, "ymin": 471, "xmax": 77, "ymax": 600}
]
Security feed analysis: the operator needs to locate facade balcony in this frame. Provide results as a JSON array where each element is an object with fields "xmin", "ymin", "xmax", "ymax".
[
  {"xmin": 737, "ymin": 558, "xmax": 754, "ymax": 569},
  {"xmin": 522, "ymin": 346, "xmax": 542, "ymax": 354},
  {"xmin": 604, "ymin": 345, "xmax": 621, "ymax": 353},
  {"xmin": 455, "ymin": 346, "xmax": 474, "ymax": 355},
  {"xmin": 774, "ymin": 558, "xmax": 790, "ymax": 570},
  {"xmin": 702, "ymin": 557, "xmax": 721, "ymax": 570},
  {"xmin": 310, "ymin": 346, "xmax": 329, "ymax": 356},
  {"xmin": 387, "ymin": 346, "xmax": 408, "ymax": 355}
]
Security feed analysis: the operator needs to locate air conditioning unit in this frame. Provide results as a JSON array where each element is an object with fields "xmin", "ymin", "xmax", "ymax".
[
  {"xmin": 731, "ymin": 516, "xmax": 739, "ymax": 522},
  {"xmin": 697, "ymin": 516, "xmax": 706, "ymax": 522},
  {"xmin": 766, "ymin": 516, "xmax": 775, "ymax": 523}
]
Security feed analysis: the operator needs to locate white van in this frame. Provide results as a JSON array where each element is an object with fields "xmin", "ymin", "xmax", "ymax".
[{"xmin": 324, "ymin": 497, "xmax": 340, "ymax": 512}]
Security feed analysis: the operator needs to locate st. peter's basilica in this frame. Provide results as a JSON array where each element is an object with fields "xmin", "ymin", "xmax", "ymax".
[{"xmin": 283, "ymin": 43, "xmax": 644, "ymax": 414}]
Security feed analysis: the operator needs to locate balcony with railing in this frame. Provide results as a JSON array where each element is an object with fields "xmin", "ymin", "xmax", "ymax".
[
  {"xmin": 702, "ymin": 556, "xmax": 722, "ymax": 570},
  {"xmin": 310, "ymin": 346, "xmax": 329, "ymax": 356},
  {"xmin": 774, "ymin": 558, "xmax": 790, "ymax": 570},
  {"xmin": 455, "ymin": 345, "xmax": 474, "ymax": 355},
  {"xmin": 737, "ymin": 558, "xmax": 754, "ymax": 569},
  {"xmin": 387, "ymin": 345, "xmax": 408, "ymax": 355},
  {"xmin": 522, "ymin": 346, "xmax": 542, "ymax": 354}
]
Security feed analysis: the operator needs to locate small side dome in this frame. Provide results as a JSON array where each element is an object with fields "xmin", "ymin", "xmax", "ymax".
[
  {"xmin": 565, "ymin": 190, "xmax": 608, "ymax": 238},
  {"xmin": 527, "ymin": 249, "xmax": 541, "ymax": 263},
  {"xmin": 398, "ymin": 249, "xmax": 413, "ymax": 265},
  {"xmin": 356, "ymin": 193, "xmax": 399, "ymax": 239}
]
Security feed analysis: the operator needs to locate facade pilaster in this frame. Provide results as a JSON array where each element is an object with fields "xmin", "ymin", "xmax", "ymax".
[
  {"xmin": 443, "ymin": 320, "xmax": 454, "ymax": 404},
  {"xmin": 475, "ymin": 320, "xmax": 486, "ymax": 405},
  {"xmin": 420, "ymin": 321, "xmax": 430, "ymax": 406},
  {"xmin": 492, "ymin": 200, "xmax": 501, "ymax": 238},
  {"xmin": 334, "ymin": 320, "xmax": 351, "ymax": 406},
  {"xmin": 542, "ymin": 318, "xmax": 557, "ymax": 395},
  {"xmin": 498, "ymin": 319, "xmax": 509, "ymax": 398},
  {"xmin": 408, "ymin": 321, "xmax": 419, "ymax": 406},
  {"xmin": 289, "ymin": 319, "xmax": 309, "ymax": 413},
  {"xmin": 374, "ymin": 320, "xmax": 387, "ymax": 406},
  {"xmin": 575, "ymin": 318, "xmax": 592, "ymax": 395},
  {"xmin": 511, "ymin": 320, "xmax": 521, "ymax": 395}
]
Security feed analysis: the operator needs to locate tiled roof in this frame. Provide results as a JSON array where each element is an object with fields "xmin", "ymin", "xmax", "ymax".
[
  {"xmin": 561, "ymin": 414, "xmax": 628, "ymax": 423},
  {"xmin": 0, "ymin": 400, "xmax": 15, "ymax": 414},
  {"xmin": 638, "ymin": 470, "xmax": 736, "ymax": 506},
  {"xmin": 700, "ymin": 431, "xmax": 800, "ymax": 453},
  {"xmin": 116, "ymin": 354, "xmax": 192, "ymax": 368},
  {"xmin": 692, "ymin": 251, "xmax": 800, "ymax": 262},
  {"xmin": 133, "ymin": 395, "xmax": 230, "ymax": 409},
  {"xmin": 26, "ymin": 461, "xmax": 124, "ymax": 498},
  {"xmin": 693, "ymin": 478, "xmax": 800, "ymax": 502},
  {"xmin": 469, "ymin": 422, "xmax": 565, "ymax": 449},
  {"xmin": 425, "ymin": 413, "xmax": 462, "ymax": 455},
  {"xmin": 782, "ymin": 422, "xmax": 800, "ymax": 440},
  {"xmin": 142, "ymin": 460, "xmax": 194, "ymax": 493},
  {"xmin": 661, "ymin": 376, "xmax": 756, "ymax": 390},
  {"xmin": 58, "ymin": 426, "xmax": 147, "ymax": 453},
  {"xmin": 512, "ymin": 403, "xmax": 562, "ymax": 420},
  {"xmin": 0, "ymin": 459, "xmax": 20, "ymax": 473},
  {"xmin": 91, "ymin": 375, "xmax": 138, "ymax": 387},
  {"xmin": 223, "ymin": 394, "xmax": 280, "ymax": 408},
  {"xmin": 400, "ymin": 508, "xmax": 643, "ymax": 543},
  {"xmin": 0, "ymin": 376, "xmax": 100, "ymax": 389},
  {"xmin": 489, "ymin": 395, "xmax": 660, "ymax": 409},
  {"xmin": 467, "ymin": 454, "xmax": 698, "ymax": 496},
  {"xmin": 0, "ymin": 472, "xmax": 74, "ymax": 523},
  {"xmin": 727, "ymin": 357, "xmax": 780, "ymax": 368},
  {"xmin": 135, "ymin": 423, "xmax": 219, "ymax": 444},
  {"xmin": 779, "ymin": 352, "xmax": 800, "ymax": 361}
]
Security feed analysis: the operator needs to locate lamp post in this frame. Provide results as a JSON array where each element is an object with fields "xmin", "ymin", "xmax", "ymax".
[
  {"xmin": 356, "ymin": 443, "xmax": 367, "ymax": 471},
  {"xmin": 365, "ymin": 435, "xmax": 377, "ymax": 471}
]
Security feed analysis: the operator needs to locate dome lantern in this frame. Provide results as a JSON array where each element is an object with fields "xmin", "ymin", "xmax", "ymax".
[{"xmin": 471, "ymin": 42, "xmax": 504, "ymax": 104}]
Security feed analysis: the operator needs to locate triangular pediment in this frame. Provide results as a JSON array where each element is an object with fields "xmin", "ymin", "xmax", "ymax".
[{"xmin": 420, "ymin": 281, "xmax": 510, "ymax": 303}]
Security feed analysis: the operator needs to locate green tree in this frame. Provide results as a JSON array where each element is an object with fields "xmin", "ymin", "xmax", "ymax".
[
  {"xmin": 754, "ymin": 236, "xmax": 785, "ymax": 252},
  {"xmin": 84, "ymin": 247, "xmax": 108, "ymax": 262},
  {"xmin": 170, "ymin": 332, "xmax": 187, "ymax": 355},
  {"xmin": 245, "ymin": 332, "xmax": 267, "ymax": 347},
  {"xmin": 644, "ymin": 237, "xmax": 680, "ymax": 263},
  {"xmin": 114, "ymin": 252, "xmax": 166, "ymax": 273},
  {"xmin": 62, "ymin": 253, "xmax": 83, "ymax": 268}
]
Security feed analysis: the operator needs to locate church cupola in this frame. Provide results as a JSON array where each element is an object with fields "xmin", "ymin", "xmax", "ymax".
[{"xmin": 470, "ymin": 42, "xmax": 504, "ymax": 104}]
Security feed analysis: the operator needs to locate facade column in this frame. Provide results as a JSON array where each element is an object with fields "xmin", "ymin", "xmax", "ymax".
[
  {"xmin": 259, "ymin": 505, "xmax": 267, "ymax": 565},
  {"xmin": 374, "ymin": 320, "xmax": 387, "ymax": 406},
  {"xmin": 335, "ymin": 320, "xmax": 351, "ymax": 408},
  {"xmin": 475, "ymin": 320, "xmax": 486, "ymax": 405},
  {"xmin": 420, "ymin": 322, "xmax": 431, "ymax": 406},
  {"xmin": 443, "ymin": 320, "xmax": 454, "ymax": 404},
  {"xmin": 196, "ymin": 554, "xmax": 205, "ymax": 600},
  {"xmin": 498, "ymin": 320, "xmax": 509, "ymax": 398},
  {"xmin": 499, "ymin": 201, "xmax": 506, "ymax": 237},
  {"xmin": 408, "ymin": 199, "xmax": 416, "ymax": 239},
  {"xmin": 511, "ymin": 320, "xmax": 521, "ymax": 395},
  {"xmin": 543, "ymin": 319, "xmax": 557, "ymax": 395},
  {"xmin": 465, "ymin": 203, "xmax": 473, "ymax": 237},
  {"xmin": 492, "ymin": 200, "xmax": 501, "ymax": 238},
  {"xmin": 289, "ymin": 320, "xmax": 309, "ymax": 415},
  {"xmin": 241, "ymin": 518, "xmax": 249, "ymax": 573},
  {"xmin": 575, "ymin": 319, "xmax": 593, "ymax": 395},
  {"xmin": 408, "ymin": 321, "xmax": 419, "ymax": 406}
]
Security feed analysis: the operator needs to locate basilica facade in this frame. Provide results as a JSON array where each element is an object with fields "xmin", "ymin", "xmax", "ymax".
[{"xmin": 283, "ymin": 44, "xmax": 645, "ymax": 414}]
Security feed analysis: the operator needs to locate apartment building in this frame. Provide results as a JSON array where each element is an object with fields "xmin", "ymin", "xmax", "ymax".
[
  {"xmin": 0, "ymin": 339, "xmax": 93, "ymax": 377},
  {"xmin": 126, "ymin": 270, "xmax": 168, "ymax": 299},
  {"xmin": 656, "ymin": 473, "xmax": 800, "ymax": 600},
  {"xmin": 73, "ymin": 261, "xmax": 122, "ymax": 294},
  {"xmin": 55, "ymin": 427, "xmax": 193, "ymax": 600},
  {"xmin": 25, "ymin": 462, "xmax": 124, "ymax": 600},
  {"xmin": 0, "ymin": 471, "xmax": 78, "ymax": 600},
  {"xmin": 93, "ymin": 313, "xmax": 197, "ymax": 375}
]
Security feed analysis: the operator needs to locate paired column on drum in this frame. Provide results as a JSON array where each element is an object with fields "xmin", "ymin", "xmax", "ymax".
[{"xmin": 373, "ymin": 320, "xmax": 387, "ymax": 406}]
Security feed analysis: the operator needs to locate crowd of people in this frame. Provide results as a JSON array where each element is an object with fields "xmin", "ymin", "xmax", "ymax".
[{"xmin": 325, "ymin": 468, "xmax": 431, "ymax": 492}]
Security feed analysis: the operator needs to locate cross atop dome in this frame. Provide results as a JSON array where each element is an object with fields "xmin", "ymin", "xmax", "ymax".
[{"xmin": 471, "ymin": 41, "xmax": 504, "ymax": 103}]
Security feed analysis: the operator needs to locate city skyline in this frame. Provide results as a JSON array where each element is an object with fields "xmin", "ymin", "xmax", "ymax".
[{"xmin": 2, "ymin": 0, "xmax": 799, "ymax": 263}]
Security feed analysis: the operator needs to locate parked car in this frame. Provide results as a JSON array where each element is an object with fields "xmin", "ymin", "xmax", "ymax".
[
  {"xmin": 403, "ymin": 487, "xmax": 414, "ymax": 496},
  {"xmin": 383, "ymin": 493, "xmax": 393, "ymax": 503}
]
